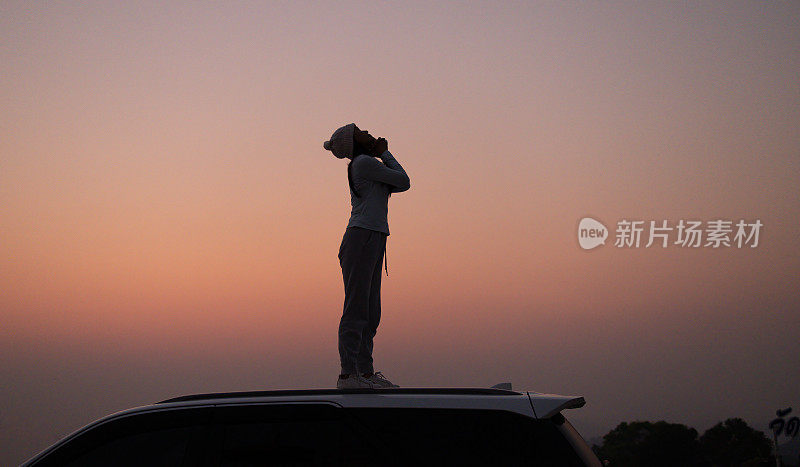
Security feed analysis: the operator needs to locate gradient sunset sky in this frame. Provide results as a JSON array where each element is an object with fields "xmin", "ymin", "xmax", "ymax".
[{"xmin": 2, "ymin": 1, "xmax": 799, "ymax": 463}]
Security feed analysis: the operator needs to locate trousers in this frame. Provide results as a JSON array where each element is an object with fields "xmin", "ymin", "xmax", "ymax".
[{"xmin": 338, "ymin": 226, "xmax": 387, "ymax": 375}]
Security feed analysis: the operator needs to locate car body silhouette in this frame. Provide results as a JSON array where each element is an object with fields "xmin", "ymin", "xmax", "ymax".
[{"xmin": 22, "ymin": 384, "xmax": 602, "ymax": 466}]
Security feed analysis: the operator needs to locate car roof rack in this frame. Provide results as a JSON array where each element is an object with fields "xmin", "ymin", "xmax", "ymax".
[{"xmin": 157, "ymin": 387, "xmax": 522, "ymax": 404}]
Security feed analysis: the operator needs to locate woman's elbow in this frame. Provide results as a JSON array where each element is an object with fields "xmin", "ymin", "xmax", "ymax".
[{"xmin": 391, "ymin": 178, "xmax": 410, "ymax": 193}]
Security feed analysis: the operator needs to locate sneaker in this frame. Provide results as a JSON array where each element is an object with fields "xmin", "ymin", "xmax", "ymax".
[
  {"xmin": 362, "ymin": 371, "xmax": 399, "ymax": 388},
  {"xmin": 337, "ymin": 373, "xmax": 374, "ymax": 389}
]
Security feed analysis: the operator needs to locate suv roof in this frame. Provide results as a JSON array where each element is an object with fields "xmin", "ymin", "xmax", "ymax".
[
  {"xmin": 153, "ymin": 385, "xmax": 586, "ymax": 420},
  {"xmin": 157, "ymin": 387, "xmax": 522, "ymax": 403}
]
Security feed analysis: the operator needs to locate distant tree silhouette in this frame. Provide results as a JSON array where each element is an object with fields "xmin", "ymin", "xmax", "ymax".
[
  {"xmin": 595, "ymin": 420, "xmax": 703, "ymax": 466},
  {"xmin": 699, "ymin": 418, "xmax": 773, "ymax": 466},
  {"xmin": 593, "ymin": 418, "xmax": 775, "ymax": 467}
]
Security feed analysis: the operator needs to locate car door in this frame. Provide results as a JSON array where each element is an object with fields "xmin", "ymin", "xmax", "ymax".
[
  {"xmin": 205, "ymin": 402, "xmax": 400, "ymax": 467},
  {"xmin": 344, "ymin": 407, "xmax": 590, "ymax": 466}
]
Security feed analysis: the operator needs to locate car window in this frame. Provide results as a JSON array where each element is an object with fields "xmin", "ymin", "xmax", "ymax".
[
  {"xmin": 33, "ymin": 407, "xmax": 212, "ymax": 467},
  {"xmin": 209, "ymin": 403, "xmax": 393, "ymax": 467},
  {"xmin": 345, "ymin": 408, "xmax": 586, "ymax": 466},
  {"xmin": 63, "ymin": 425, "xmax": 199, "ymax": 467}
]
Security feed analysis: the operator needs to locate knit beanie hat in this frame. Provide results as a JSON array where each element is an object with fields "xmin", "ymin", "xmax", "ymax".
[{"xmin": 323, "ymin": 123, "xmax": 356, "ymax": 159}]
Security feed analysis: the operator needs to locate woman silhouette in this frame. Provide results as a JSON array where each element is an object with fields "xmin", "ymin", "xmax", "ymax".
[{"xmin": 324, "ymin": 123, "xmax": 410, "ymax": 389}]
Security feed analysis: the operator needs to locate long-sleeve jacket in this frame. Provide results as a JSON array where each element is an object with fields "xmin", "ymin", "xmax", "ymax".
[{"xmin": 346, "ymin": 150, "xmax": 410, "ymax": 236}]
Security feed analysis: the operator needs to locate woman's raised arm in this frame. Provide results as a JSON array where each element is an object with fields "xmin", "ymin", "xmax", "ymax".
[{"xmin": 354, "ymin": 150, "xmax": 410, "ymax": 192}]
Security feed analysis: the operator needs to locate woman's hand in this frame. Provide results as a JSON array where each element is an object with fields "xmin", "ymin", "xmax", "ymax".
[{"xmin": 372, "ymin": 137, "xmax": 388, "ymax": 157}]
